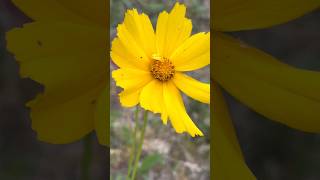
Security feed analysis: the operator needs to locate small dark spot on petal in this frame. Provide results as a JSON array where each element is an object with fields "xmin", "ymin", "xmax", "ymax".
[{"xmin": 36, "ymin": 40, "xmax": 42, "ymax": 47}]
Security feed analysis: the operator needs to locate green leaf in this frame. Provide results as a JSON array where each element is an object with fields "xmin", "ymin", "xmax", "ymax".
[
  {"xmin": 115, "ymin": 173, "xmax": 125, "ymax": 180},
  {"xmin": 138, "ymin": 153, "xmax": 164, "ymax": 174}
]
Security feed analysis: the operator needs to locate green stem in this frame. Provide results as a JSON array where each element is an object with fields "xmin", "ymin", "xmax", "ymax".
[
  {"xmin": 130, "ymin": 110, "xmax": 148, "ymax": 180},
  {"xmin": 126, "ymin": 107, "xmax": 139, "ymax": 180},
  {"xmin": 81, "ymin": 133, "xmax": 92, "ymax": 180}
]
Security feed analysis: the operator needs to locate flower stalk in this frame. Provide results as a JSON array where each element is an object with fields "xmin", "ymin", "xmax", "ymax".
[
  {"xmin": 127, "ymin": 109, "xmax": 149, "ymax": 180},
  {"xmin": 81, "ymin": 133, "xmax": 93, "ymax": 180},
  {"xmin": 126, "ymin": 107, "xmax": 140, "ymax": 179}
]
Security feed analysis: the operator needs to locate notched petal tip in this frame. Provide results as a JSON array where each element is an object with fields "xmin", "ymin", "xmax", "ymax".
[
  {"xmin": 171, "ymin": 2, "xmax": 187, "ymax": 13},
  {"xmin": 174, "ymin": 127, "xmax": 204, "ymax": 137},
  {"xmin": 190, "ymin": 126, "xmax": 204, "ymax": 137}
]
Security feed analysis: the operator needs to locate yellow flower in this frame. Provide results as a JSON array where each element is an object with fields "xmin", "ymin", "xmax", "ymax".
[
  {"xmin": 212, "ymin": 0, "xmax": 320, "ymax": 179},
  {"xmin": 111, "ymin": 3, "xmax": 210, "ymax": 137},
  {"xmin": 6, "ymin": 0, "xmax": 108, "ymax": 145}
]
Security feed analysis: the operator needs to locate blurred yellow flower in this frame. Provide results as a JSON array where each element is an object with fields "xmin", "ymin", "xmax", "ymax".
[
  {"xmin": 6, "ymin": 0, "xmax": 108, "ymax": 145},
  {"xmin": 111, "ymin": 3, "xmax": 210, "ymax": 137},
  {"xmin": 212, "ymin": 0, "xmax": 320, "ymax": 179}
]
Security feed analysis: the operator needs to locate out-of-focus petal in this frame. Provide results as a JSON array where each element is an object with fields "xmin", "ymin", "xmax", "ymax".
[
  {"xmin": 94, "ymin": 88, "xmax": 108, "ymax": 146},
  {"xmin": 12, "ymin": 0, "xmax": 88, "ymax": 24},
  {"xmin": 212, "ymin": 85, "xmax": 256, "ymax": 180},
  {"xmin": 56, "ymin": 0, "xmax": 107, "ymax": 26},
  {"xmin": 213, "ymin": 32, "xmax": 320, "ymax": 132},
  {"xmin": 7, "ymin": 21, "xmax": 106, "ymax": 143},
  {"xmin": 213, "ymin": 0, "xmax": 320, "ymax": 31},
  {"xmin": 6, "ymin": 22, "xmax": 106, "ymax": 60},
  {"xmin": 28, "ymin": 86, "xmax": 102, "ymax": 144}
]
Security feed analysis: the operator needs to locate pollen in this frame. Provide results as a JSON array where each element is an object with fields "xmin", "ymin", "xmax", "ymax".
[{"xmin": 150, "ymin": 58, "xmax": 175, "ymax": 81}]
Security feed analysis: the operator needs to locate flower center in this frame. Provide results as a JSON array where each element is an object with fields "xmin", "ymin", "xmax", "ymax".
[{"xmin": 150, "ymin": 58, "xmax": 175, "ymax": 81}]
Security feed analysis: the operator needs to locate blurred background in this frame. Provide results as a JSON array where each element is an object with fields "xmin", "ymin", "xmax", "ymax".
[
  {"xmin": 110, "ymin": 0, "xmax": 210, "ymax": 180},
  {"xmin": 0, "ymin": 0, "xmax": 107, "ymax": 179}
]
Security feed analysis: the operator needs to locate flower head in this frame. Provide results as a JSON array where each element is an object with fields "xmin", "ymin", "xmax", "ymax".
[{"xmin": 111, "ymin": 3, "xmax": 210, "ymax": 137}]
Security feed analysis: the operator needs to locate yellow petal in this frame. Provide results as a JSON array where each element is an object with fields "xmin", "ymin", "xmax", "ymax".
[
  {"xmin": 112, "ymin": 9, "xmax": 156, "ymax": 69},
  {"xmin": 112, "ymin": 68, "xmax": 153, "ymax": 90},
  {"xmin": 112, "ymin": 60, "xmax": 151, "ymax": 108},
  {"xmin": 94, "ymin": 88, "xmax": 108, "ymax": 146},
  {"xmin": 119, "ymin": 89, "xmax": 141, "ymax": 107},
  {"xmin": 28, "ymin": 86, "xmax": 102, "ymax": 144},
  {"xmin": 17, "ymin": 53, "xmax": 105, "ymax": 105},
  {"xmin": 112, "ymin": 68, "xmax": 153, "ymax": 108},
  {"xmin": 19, "ymin": 52, "xmax": 104, "ymax": 143},
  {"xmin": 110, "ymin": 37, "xmax": 149, "ymax": 71},
  {"xmin": 173, "ymin": 73, "xmax": 210, "ymax": 104},
  {"xmin": 6, "ymin": 22, "xmax": 106, "ymax": 144},
  {"xmin": 11, "ymin": 0, "xmax": 89, "ymax": 24},
  {"xmin": 171, "ymin": 32, "xmax": 210, "ymax": 71},
  {"xmin": 215, "ymin": 33, "xmax": 320, "ymax": 101},
  {"xmin": 156, "ymin": 3, "xmax": 192, "ymax": 58},
  {"xmin": 213, "ymin": 32, "xmax": 320, "ymax": 132},
  {"xmin": 212, "ymin": 85, "xmax": 256, "ymax": 180},
  {"xmin": 139, "ymin": 80, "xmax": 168, "ymax": 124},
  {"xmin": 213, "ymin": 0, "xmax": 320, "ymax": 31},
  {"xmin": 122, "ymin": 9, "xmax": 156, "ymax": 58},
  {"xmin": 163, "ymin": 81, "xmax": 203, "ymax": 137},
  {"xmin": 55, "ymin": 0, "xmax": 107, "ymax": 26},
  {"xmin": 6, "ymin": 22, "xmax": 106, "ymax": 61}
]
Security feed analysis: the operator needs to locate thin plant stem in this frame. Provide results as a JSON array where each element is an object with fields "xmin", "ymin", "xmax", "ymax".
[
  {"xmin": 126, "ymin": 106, "xmax": 140, "ymax": 180},
  {"xmin": 81, "ymin": 133, "xmax": 92, "ymax": 180},
  {"xmin": 130, "ymin": 110, "xmax": 148, "ymax": 180}
]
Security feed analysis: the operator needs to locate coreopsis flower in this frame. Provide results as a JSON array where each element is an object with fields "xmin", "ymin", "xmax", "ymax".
[
  {"xmin": 6, "ymin": 0, "xmax": 108, "ymax": 145},
  {"xmin": 111, "ymin": 3, "xmax": 210, "ymax": 137},
  {"xmin": 212, "ymin": 0, "xmax": 320, "ymax": 179}
]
